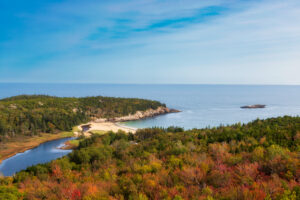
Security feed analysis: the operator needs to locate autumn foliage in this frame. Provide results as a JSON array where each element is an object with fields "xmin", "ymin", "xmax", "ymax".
[{"xmin": 1, "ymin": 116, "xmax": 300, "ymax": 199}]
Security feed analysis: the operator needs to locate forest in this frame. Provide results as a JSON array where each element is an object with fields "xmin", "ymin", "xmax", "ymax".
[
  {"xmin": 0, "ymin": 95, "xmax": 165, "ymax": 141},
  {"xmin": 0, "ymin": 116, "xmax": 299, "ymax": 200}
]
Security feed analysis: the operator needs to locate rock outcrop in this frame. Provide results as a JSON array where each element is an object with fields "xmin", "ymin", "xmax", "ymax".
[
  {"xmin": 94, "ymin": 106, "xmax": 180, "ymax": 123},
  {"xmin": 241, "ymin": 104, "xmax": 266, "ymax": 109}
]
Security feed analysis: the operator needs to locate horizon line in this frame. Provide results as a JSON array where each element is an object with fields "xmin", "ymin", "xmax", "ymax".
[{"xmin": 0, "ymin": 82, "xmax": 300, "ymax": 86}]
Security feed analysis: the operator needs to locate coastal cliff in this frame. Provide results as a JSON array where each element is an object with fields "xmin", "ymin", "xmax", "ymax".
[{"xmin": 94, "ymin": 106, "xmax": 180, "ymax": 122}]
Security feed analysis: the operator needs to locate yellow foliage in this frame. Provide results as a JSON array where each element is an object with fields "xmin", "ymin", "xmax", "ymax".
[
  {"xmin": 145, "ymin": 179, "xmax": 156, "ymax": 188},
  {"xmin": 138, "ymin": 193, "xmax": 149, "ymax": 200},
  {"xmin": 200, "ymin": 162, "xmax": 209, "ymax": 174},
  {"xmin": 202, "ymin": 186, "xmax": 213, "ymax": 196},
  {"xmin": 150, "ymin": 161, "xmax": 162, "ymax": 172},
  {"xmin": 252, "ymin": 146, "xmax": 265, "ymax": 161},
  {"xmin": 140, "ymin": 165, "xmax": 152, "ymax": 173},
  {"xmin": 168, "ymin": 156, "xmax": 182, "ymax": 168}
]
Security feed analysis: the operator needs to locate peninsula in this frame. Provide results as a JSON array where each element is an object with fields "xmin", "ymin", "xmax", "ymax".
[{"xmin": 0, "ymin": 95, "xmax": 177, "ymax": 163}]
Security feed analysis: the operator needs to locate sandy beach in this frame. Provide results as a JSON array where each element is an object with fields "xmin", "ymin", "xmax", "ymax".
[
  {"xmin": 75, "ymin": 107, "xmax": 179, "ymax": 136},
  {"xmin": 77, "ymin": 122, "xmax": 137, "ymax": 136}
]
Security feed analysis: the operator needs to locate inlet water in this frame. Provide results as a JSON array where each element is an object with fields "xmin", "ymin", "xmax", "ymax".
[{"xmin": 0, "ymin": 137, "xmax": 74, "ymax": 176}]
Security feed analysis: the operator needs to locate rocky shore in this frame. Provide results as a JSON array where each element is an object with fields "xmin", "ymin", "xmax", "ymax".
[
  {"xmin": 94, "ymin": 106, "xmax": 180, "ymax": 123},
  {"xmin": 76, "ymin": 107, "xmax": 180, "ymax": 135}
]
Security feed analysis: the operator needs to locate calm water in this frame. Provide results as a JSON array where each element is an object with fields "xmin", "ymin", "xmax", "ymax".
[
  {"xmin": 0, "ymin": 137, "xmax": 74, "ymax": 176},
  {"xmin": 0, "ymin": 83, "xmax": 299, "ymax": 129}
]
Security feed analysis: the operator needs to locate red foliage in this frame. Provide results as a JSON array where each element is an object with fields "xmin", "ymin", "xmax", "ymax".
[{"xmin": 71, "ymin": 189, "xmax": 81, "ymax": 200}]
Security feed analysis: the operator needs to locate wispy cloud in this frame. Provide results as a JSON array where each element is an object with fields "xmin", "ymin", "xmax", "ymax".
[{"xmin": 1, "ymin": 0, "xmax": 300, "ymax": 84}]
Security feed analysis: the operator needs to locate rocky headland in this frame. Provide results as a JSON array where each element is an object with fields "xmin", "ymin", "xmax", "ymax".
[
  {"xmin": 94, "ymin": 106, "xmax": 180, "ymax": 123},
  {"xmin": 77, "ymin": 107, "xmax": 180, "ymax": 135}
]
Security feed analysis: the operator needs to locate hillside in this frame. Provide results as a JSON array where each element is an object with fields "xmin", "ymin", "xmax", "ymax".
[
  {"xmin": 0, "ymin": 116, "xmax": 299, "ymax": 199},
  {"xmin": 0, "ymin": 95, "xmax": 165, "ymax": 141}
]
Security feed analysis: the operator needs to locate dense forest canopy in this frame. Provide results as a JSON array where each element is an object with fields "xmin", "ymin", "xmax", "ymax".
[
  {"xmin": 1, "ymin": 116, "xmax": 299, "ymax": 199},
  {"xmin": 0, "ymin": 95, "xmax": 165, "ymax": 140}
]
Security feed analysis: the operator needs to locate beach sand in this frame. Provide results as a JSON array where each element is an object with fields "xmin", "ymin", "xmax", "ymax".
[
  {"xmin": 75, "ymin": 106, "xmax": 179, "ymax": 136},
  {"xmin": 77, "ymin": 122, "xmax": 137, "ymax": 135}
]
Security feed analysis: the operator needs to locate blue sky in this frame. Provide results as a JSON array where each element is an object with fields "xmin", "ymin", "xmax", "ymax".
[{"xmin": 0, "ymin": 0, "xmax": 300, "ymax": 84}]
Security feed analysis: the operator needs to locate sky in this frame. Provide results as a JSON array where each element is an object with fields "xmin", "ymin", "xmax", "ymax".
[{"xmin": 0, "ymin": 0, "xmax": 300, "ymax": 84}]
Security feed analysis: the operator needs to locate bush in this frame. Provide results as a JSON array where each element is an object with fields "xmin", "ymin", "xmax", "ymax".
[{"xmin": 0, "ymin": 186, "xmax": 23, "ymax": 200}]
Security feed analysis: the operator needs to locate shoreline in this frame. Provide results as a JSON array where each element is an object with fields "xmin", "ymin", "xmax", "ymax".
[
  {"xmin": 0, "ymin": 121, "xmax": 138, "ymax": 167},
  {"xmin": 116, "ymin": 122, "xmax": 138, "ymax": 131},
  {"xmin": 93, "ymin": 106, "xmax": 180, "ymax": 123},
  {"xmin": 78, "ymin": 106, "xmax": 179, "ymax": 134},
  {"xmin": 0, "ymin": 107, "xmax": 179, "ymax": 165},
  {"xmin": 78, "ymin": 121, "xmax": 137, "ymax": 134}
]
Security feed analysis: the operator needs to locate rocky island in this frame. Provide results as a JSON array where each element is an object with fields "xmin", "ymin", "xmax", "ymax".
[{"xmin": 241, "ymin": 104, "xmax": 266, "ymax": 109}]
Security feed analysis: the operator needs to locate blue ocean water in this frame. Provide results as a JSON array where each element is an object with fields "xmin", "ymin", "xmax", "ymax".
[{"xmin": 0, "ymin": 83, "xmax": 299, "ymax": 129}]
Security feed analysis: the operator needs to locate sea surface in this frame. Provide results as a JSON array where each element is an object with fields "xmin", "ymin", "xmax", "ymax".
[{"xmin": 0, "ymin": 83, "xmax": 299, "ymax": 129}]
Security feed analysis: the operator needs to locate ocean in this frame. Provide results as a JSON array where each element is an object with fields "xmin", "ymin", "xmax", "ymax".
[{"xmin": 0, "ymin": 83, "xmax": 299, "ymax": 129}]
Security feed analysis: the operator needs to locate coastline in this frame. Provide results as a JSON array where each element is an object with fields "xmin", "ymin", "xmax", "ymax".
[
  {"xmin": 93, "ymin": 106, "xmax": 179, "ymax": 123},
  {"xmin": 0, "ymin": 106, "xmax": 179, "ymax": 164},
  {"xmin": 78, "ymin": 122, "xmax": 137, "ymax": 134},
  {"xmin": 78, "ymin": 106, "xmax": 179, "ymax": 134},
  {"xmin": 116, "ymin": 122, "xmax": 138, "ymax": 132}
]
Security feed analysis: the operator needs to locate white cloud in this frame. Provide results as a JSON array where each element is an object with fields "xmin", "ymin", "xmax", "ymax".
[{"xmin": 1, "ymin": 0, "xmax": 300, "ymax": 84}]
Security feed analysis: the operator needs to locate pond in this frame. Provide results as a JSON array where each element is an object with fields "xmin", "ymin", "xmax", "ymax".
[{"xmin": 0, "ymin": 137, "xmax": 75, "ymax": 176}]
